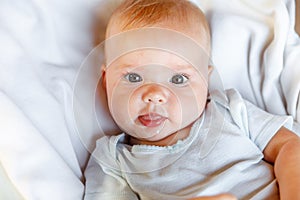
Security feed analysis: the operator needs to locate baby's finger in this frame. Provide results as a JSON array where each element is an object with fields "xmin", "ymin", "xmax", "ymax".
[{"xmin": 189, "ymin": 193, "xmax": 237, "ymax": 200}]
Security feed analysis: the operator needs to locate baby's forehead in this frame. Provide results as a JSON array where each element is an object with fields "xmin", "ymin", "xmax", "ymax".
[
  {"xmin": 105, "ymin": 26, "xmax": 208, "ymax": 56},
  {"xmin": 104, "ymin": 27, "xmax": 209, "ymax": 77},
  {"xmin": 107, "ymin": 23, "xmax": 205, "ymax": 48},
  {"xmin": 108, "ymin": 49, "xmax": 195, "ymax": 70}
]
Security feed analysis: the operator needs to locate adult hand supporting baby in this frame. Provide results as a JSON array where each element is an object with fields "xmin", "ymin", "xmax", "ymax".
[{"xmin": 189, "ymin": 193, "xmax": 237, "ymax": 200}]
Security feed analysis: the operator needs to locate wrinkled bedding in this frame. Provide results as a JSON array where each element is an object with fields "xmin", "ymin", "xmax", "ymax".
[{"xmin": 0, "ymin": 0, "xmax": 299, "ymax": 199}]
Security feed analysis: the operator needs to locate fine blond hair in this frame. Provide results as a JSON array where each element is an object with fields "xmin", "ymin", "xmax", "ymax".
[{"xmin": 106, "ymin": 0, "xmax": 211, "ymax": 52}]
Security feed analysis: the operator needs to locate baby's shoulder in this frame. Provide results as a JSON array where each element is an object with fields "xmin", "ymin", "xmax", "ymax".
[
  {"xmin": 209, "ymin": 88, "xmax": 245, "ymax": 109},
  {"xmin": 92, "ymin": 133, "xmax": 125, "ymax": 159},
  {"xmin": 208, "ymin": 89, "xmax": 250, "ymax": 130}
]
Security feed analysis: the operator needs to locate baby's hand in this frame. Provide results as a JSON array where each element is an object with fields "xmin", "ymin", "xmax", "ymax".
[{"xmin": 188, "ymin": 193, "xmax": 237, "ymax": 200}]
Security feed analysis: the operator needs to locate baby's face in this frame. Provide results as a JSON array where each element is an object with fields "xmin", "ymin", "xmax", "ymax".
[{"xmin": 104, "ymin": 48, "xmax": 209, "ymax": 142}]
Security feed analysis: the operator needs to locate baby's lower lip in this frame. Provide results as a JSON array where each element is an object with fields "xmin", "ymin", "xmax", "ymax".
[{"xmin": 138, "ymin": 113, "xmax": 166, "ymax": 127}]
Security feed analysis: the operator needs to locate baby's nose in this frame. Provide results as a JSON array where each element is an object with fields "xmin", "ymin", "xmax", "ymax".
[{"xmin": 142, "ymin": 84, "xmax": 168, "ymax": 104}]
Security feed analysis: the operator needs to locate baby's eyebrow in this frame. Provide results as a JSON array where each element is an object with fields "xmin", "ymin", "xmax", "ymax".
[
  {"xmin": 119, "ymin": 64, "xmax": 132, "ymax": 68},
  {"xmin": 112, "ymin": 62, "xmax": 198, "ymax": 73},
  {"xmin": 173, "ymin": 64, "xmax": 196, "ymax": 72},
  {"xmin": 112, "ymin": 63, "xmax": 135, "ymax": 70}
]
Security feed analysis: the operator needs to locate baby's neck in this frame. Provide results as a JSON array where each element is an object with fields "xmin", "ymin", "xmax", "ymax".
[{"xmin": 128, "ymin": 124, "xmax": 193, "ymax": 147}]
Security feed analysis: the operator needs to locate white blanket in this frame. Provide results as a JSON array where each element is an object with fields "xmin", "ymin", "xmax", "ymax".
[
  {"xmin": 197, "ymin": 0, "xmax": 300, "ymax": 120},
  {"xmin": 0, "ymin": 0, "xmax": 299, "ymax": 199}
]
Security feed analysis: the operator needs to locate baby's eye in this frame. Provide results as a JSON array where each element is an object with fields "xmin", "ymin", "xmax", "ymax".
[
  {"xmin": 124, "ymin": 73, "xmax": 143, "ymax": 83},
  {"xmin": 170, "ymin": 74, "xmax": 189, "ymax": 84}
]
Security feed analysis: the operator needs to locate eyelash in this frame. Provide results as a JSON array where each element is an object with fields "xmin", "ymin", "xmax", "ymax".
[
  {"xmin": 178, "ymin": 73, "xmax": 190, "ymax": 79},
  {"xmin": 170, "ymin": 73, "xmax": 190, "ymax": 84},
  {"xmin": 123, "ymin": 72, "xmax": 143, "ymax": 83}
]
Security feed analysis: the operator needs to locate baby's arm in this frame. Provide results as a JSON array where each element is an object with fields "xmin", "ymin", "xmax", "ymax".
[
  {"xmin": 188, "ymin": 194, "xmax": 237, "ymax": 200},
  {"xmin": 263, "ymin": 126, "xmax": 300, "ymax": 200}
]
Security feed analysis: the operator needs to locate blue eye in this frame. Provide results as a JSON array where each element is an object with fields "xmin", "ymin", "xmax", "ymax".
[
  {"xmin": 124, "ymin": 73, "xmax": 143, "ymax": 83},
  {"xmin": 170, "ymin": 74, "xmax": 189, "ymax": 84}
]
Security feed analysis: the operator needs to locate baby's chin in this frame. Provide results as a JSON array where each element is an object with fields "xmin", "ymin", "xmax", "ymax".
[
  {"xmin": 131, "ymin": 130, "xmax": 168, "ymax": 142},
  {"xmin": 128, "ymin": 126, "xmax": 190, "ymax": 146}
]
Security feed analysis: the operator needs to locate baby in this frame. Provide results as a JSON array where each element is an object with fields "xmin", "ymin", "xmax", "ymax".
[{"xmin": 84, "ymin": 0, "xmax": 300, "ymax": 200}]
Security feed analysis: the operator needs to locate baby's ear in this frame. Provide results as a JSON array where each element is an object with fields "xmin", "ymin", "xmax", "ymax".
[
  {"xmin": 101, "ymin": 64, "xmax": 106, "ymax": 91},
  {"xmin": 208, "ymin": 65, "xmax": 214, "ymax": 76}
]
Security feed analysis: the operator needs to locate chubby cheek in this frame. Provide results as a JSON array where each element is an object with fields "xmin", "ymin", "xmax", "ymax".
[
  {"xmin": 196, "ymin": 86, "xmax": 208, "ymax": 112},
  {"xmin": 174, "ymin": 87, "xmax": 206, "ymax": 127},
  {"xmin": 106, "ymin": 82, "xmax": 134, "ymax": 128}
]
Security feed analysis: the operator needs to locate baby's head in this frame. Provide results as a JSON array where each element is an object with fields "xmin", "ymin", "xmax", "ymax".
[
  {"xmin": 106, "ymin": 0, "xmax": 210, "ymax": 52},
  {"xmin": 103, "ymin": 0, "xmax": 211, "ymax": 146}
]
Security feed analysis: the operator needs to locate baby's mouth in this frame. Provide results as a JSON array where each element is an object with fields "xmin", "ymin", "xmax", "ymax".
[{"xmin": 138, "ymin": 113, "xmax": 167, "ymax": 127}]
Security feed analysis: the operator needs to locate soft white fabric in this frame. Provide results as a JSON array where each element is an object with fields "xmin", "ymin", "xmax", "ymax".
[
  {"xmin": 195, "ymin": 0, "xmax": 300, "ymax": 122},
  {"xmin": 0, "ymin": 163, "xmax": 24, "ymax": 200},
  {"xmin": 0, "ymin": 0, "xmax": 299, "ymax": 199},
  {"xmin": 0, "ymin": 0, "xmax": 98, "ymax": 199},
  {"xmin": 84, "ymin": 89, "xmax": 293, "ymax": 200}
]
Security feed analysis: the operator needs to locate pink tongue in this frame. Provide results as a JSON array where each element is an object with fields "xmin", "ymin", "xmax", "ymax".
[{"xmin": 138, "ymin": 114, "xmax": 165, "ymax": 127}]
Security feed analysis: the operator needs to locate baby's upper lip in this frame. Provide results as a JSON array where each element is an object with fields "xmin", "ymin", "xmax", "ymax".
[
  {"xmin": 138, "ymin": 113, "xmax": 167, "ymax": 127},
  {"xmin": 139, "ymin": 113, "xmax": 166, "ymax": 120}
]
